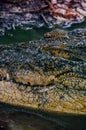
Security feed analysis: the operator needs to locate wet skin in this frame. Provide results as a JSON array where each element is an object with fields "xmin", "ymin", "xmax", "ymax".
[{"xmin": 0, "ymin": 29, "xmax": 86, "ymax": 122}]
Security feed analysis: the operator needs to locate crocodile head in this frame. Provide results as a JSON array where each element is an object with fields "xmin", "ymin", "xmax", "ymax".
[{"xmin": 0, "ymin": 28, "xmax": 86, "ymax": 121}]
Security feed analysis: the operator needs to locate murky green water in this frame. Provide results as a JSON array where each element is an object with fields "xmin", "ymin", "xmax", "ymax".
[
  {"xmin": 0, "ymin": 20, "xmax": 86, "ymax": 44},
  {"xmin": 0, "ymin": 21, "xmax": 86, "ymax": 130},
  {"xmin": 0, "ymin": 27, "xmax": 50, "ymax": 44}
]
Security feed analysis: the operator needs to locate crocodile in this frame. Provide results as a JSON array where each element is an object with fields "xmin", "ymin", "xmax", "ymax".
[{"xmin": 0, "ymin": 28, "xmax": 86, "ymax": 125}]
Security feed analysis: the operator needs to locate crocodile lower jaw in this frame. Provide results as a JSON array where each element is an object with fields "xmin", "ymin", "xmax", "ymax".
[{"xmin": 0, "ymin": 80, "xmax": 86, "ymax": 115}]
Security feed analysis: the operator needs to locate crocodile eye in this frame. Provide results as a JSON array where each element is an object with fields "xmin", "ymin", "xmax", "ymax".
[
  {"xmin": 44, "ymin": 33, "xmax": 51, "ymax": 38},
  {"xmin": 48, "ymin": 34, "xmax": 52, "ymax": 37}
]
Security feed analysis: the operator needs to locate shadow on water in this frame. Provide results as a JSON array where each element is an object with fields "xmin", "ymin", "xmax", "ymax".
[
  {"xmin": 0, "ymin": 104, "xmax": 58, "ymax": 130},
  {"xmin": 0, "ymin": 104, "xmax": 86, "ymax": 130}
]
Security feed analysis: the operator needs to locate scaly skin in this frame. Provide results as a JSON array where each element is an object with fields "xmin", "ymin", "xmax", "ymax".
[
  {"xmin": 44, "ymin": 30, "xmax": 69, "ymax": 39},
  {"xmin": 0, "ymin": 29, "xmax": 86, "ymax": 120}
]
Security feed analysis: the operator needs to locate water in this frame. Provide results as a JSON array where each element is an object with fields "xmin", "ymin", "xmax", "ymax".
[
  {"xmin": 0, "ymin": 21, "xmax": 86, "ymax": 130},
  {"xmin": 0, "ymin": 20, "xmax": 86, "ymax": 44},
  {"xmin": 0, "ymin": 103, "xmax": 86, "ymax": 130},
  {"xmin": 0, "ymin": 27, "xmax": 50, "ymax": 44},
  {"xmin": 0, "ymin": 104, "xmax": 59, "ymax": 130}
]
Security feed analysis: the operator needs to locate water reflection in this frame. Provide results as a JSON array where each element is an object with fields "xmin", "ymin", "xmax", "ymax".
[
  {"xmin": 0, "ymin": 120, "xmax": 9, "ymax": 130},
  {"xmin": 0, "ymin": 104, "xmax": 86, "ymax": 130},
  {"xmin": 0, "ymin": 104, "xmax": 58, "ymax": 130},
  {"xmin": 0, "ymin": 119, "xmax": 34, "ymax": 130},
  {"xmin": 0, "ymin": 113, "xmax": 58, "ymax": 130}
]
